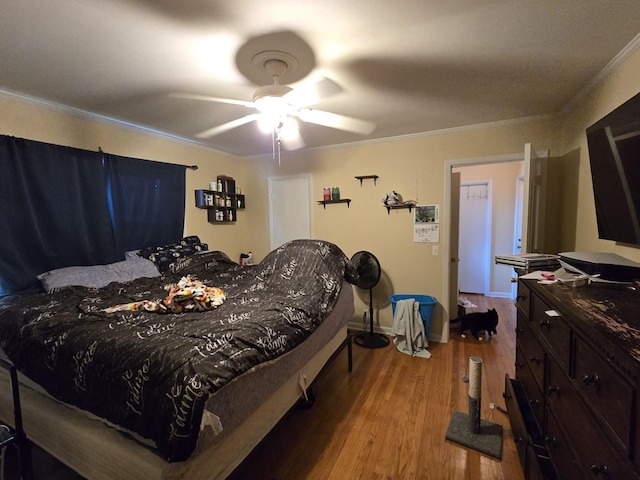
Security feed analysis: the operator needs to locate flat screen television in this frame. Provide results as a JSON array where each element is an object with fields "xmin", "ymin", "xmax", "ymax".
[{"xmin": 586, "ymin": 91, "xmax": 640, "ymax": 245}]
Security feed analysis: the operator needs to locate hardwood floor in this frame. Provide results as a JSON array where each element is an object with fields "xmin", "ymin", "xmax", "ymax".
[{"xmin": 229, "ymin": 295, "xmax": 524, "ymax": 480}]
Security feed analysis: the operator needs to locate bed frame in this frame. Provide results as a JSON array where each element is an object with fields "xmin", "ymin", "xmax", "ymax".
[{"xmin": 0, "ymin": 289, "xmax": 354, "ymax": 480}]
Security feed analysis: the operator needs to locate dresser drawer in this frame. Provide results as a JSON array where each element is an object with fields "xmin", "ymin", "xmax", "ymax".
[
  {"xmin": 544, "ymin": 407, "xmax": 585, "ymax": 480},
  {"xmin": 504, "ymin": 374, "xmax": 531, "ymax": 471},
  {"xmin": 517, "ymin": 314, "xmax": 546, "ymax": 392},
  {"xmin": 516, "ymin": 345, "xmax": 545, "ymax": 430},
  {"xmin": 531, "ymin": 295, "xmax": 572, "ymax": 373},
  {"xmin": 517, "ymin": 281, "xmax": 532, "ymax": 318},
  {"xmin": 574, "ymin": 335, "xmax": 633, "ymax": 454},
  {"xmin": 547, "ymin": 357, "xmax": 635, "ymax": 479}
]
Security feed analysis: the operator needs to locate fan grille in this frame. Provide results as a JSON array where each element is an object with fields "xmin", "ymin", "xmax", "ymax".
[{"xmin": 351, "ymin": 251, "xmax": 381, "ymax": 290}]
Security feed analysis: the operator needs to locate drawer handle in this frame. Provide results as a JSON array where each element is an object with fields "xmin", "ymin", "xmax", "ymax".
[
  {"xmin": 538, "ymin": 319, "xmax": 551, "ymax": 328},
  {"xmin": 582, "ymin": 373, "xmax": 601, "ymax": 387},
  {"xmin": 515, "ymin": 361, "xmax": 524, "ymax": 369},
  {"xmin": 543, "ymin": 435, "xmax": 556, "ymax": 447},
  {"xmin": 516, "ymin": 294, "xmax": 527, "ymax": 301},
  {"xmin": 547, "ymin": 385, "xmax": 560, "ymax": 397},
  {"xmin": 589, "ymin": 463, "xmax": 609, "ymax": 476},
  {"xmin": 529, "ymin": 355, "xmax": 542, "ymax": 365},
  {"xmin": 513, "ymin": 436, "xmax": 528, "ymax": 446}
]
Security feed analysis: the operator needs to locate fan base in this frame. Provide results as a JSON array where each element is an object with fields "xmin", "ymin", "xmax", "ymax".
[{"xmin": 353, "ymin": 332, "xmax": 390, "ymax": 349}]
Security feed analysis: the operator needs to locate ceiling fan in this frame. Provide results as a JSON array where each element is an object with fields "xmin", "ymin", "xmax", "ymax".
[{"xmin": 173, "ymin": 51, "xmax": 375, "ymax": 154}]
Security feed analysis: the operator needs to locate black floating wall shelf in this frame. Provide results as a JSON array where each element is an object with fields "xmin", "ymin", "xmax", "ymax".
[
  {"xmin": 317, "ymin": 199, "xmax": 351, "ymax": 209},
  {"xmin": 355, "ymin": 175, "xmax": 379, "ymax": 186},
  {"xmin": 385, "ymin": 204, "xmax": 414, "ymax": 214}
]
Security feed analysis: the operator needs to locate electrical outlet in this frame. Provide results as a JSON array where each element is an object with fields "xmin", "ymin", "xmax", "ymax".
[{"xmin": 432, "ymin": 245, "xmax": 439, "ymax": 256}]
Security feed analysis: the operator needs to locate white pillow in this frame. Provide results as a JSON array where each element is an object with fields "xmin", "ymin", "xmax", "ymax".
[{"xmin": 37, "ymin": 255, "xmax": 160, "ymax": 292}]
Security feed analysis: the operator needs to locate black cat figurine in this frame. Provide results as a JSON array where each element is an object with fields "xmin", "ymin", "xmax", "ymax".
[{"xmin": 451, "ymin": 308, "xmax": 499, "ymax": 340}]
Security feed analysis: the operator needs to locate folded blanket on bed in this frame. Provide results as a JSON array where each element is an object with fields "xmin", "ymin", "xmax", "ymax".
[{"xmin": 102, "ymin": 276, "xmax": 225, "ymax": 313}]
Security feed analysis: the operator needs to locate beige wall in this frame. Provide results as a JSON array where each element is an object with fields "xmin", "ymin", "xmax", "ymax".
[
  {"xmin": 2, "ymin": 44, "xmax": 638, "ymax": 342},
  {"xmin": 249, "ymin": 120, "xmax": 556, "ymax": 341},
  {"xmin": 558, "ymin": 47, "xmax": 640, "ymax": 263}
]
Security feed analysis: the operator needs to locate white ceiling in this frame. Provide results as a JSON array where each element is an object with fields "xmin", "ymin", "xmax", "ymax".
[{"xmin": 2, "ymin": 1, "xmax": 640, "ymax": 157}]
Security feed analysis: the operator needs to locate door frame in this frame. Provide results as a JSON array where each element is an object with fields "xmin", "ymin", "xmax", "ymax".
[
  {"xmin": 512, "ymin": 175, "xmax": 525, "ymax": 299},
  {"xmin": 442, "ymin": 152, "xmax": 524, "ymax": 343}
]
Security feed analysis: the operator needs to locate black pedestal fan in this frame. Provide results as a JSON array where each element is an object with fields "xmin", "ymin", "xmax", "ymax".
[{"xmin": 351, "ymin": 251, "xmax": 390, "ymax": 349}]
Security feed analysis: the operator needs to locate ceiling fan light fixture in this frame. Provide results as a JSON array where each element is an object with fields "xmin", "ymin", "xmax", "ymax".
[
  {"xmin": 279, "ymin": 116, "xmax": 299, "ymax": 140},
  {"xmin": 257, "ymin": 113, "xmax": 280, "ymax": 133},
  {"xmin": 253, "ymin": 93, "xmax": 291, "ymax": 116}
]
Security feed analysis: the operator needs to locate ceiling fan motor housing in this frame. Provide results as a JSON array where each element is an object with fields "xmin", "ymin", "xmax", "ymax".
[
  {"xmin": 252, "ymin": 54, "xmax": 296, "ymax": 118},
  {"xmin": 252, "ymin": 84, "xmax": 293, "ymax": 104}
]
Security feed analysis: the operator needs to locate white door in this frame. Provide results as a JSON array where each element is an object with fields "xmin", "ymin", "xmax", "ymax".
[
  {"xmin": 268, "ymin": 175, "xmax": 313, "ymax": 250},
  {"xmin": 514, "ymin": 175, "xmax": 524, "ymax": 255},
  {"xmin": 458, "ymin": 181, "xmax": 491, "ymax": 294}
]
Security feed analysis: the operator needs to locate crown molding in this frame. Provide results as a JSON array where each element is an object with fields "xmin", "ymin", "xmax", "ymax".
[
  {"xmin": 561, "ymin": 32, "xmax": 640, "ymax": 115},
  {"xmin": 0, "ymin": 87, "xmax": 242, "ymax": 158}
]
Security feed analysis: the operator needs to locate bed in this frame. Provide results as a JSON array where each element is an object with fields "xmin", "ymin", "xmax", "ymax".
[{"xmin": 0, "ymin": 238, "xmax": 355, "ymax": 479}]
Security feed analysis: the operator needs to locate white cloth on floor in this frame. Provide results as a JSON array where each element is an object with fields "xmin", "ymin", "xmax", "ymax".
[{"xmin": 392, "ymin": 298, "xmax": 431, "ymax": 359}]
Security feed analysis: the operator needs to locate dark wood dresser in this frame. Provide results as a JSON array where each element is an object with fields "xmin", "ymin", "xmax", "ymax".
[{"xmin": 505, "ymin": 278, "xmax": 640, "ymax": 479}]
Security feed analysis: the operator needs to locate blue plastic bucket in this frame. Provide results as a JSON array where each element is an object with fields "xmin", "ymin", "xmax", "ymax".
[{"xmin": 390, "ymin": 294, "xmax": 437, "ymax": 338}]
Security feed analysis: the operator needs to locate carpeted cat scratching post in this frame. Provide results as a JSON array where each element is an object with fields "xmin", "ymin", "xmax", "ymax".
[{"xmin": 445, "ymin": 357, "xmax": 503, "ymax": 459}]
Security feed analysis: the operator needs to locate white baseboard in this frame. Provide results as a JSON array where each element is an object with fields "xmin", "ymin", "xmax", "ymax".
[{"xmin": 488, "ymin": 291, "xmax": 515, "ymax": 299}]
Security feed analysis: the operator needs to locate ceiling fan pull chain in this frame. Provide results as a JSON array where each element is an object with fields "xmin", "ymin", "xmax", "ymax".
[
  {"xmin": 277, "ymin": 133, "xmax": 282, "ymax": 167},
  {"xmin": 271, "ymin": 129, "xmax": 277, "ymax": 161}
]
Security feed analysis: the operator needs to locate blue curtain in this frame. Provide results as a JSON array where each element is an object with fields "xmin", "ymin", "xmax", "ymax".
[
  {"xmin": 104, "ymin": 153, "xmax": 185, "ymax": 254},
  {"xmin": 0, "ymin": 136, "xmax": 187, "ymax": 296},
  {"xmin": 0, "ymin": 136, "xmax": 119, "ymax": 294}
]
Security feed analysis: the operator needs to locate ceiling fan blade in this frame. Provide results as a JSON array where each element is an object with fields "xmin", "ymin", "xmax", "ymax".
[
  {"xmin": 298, "ymin": 109, "xmax": 375, "ymax": 135},
  {"xmin": 284, "ymin": 77, "xmax": 343, "ymax": 107},
  {"xmin": 170, "ymin": 92, "xmax": 255, "ymax": 109},
  {"xmin": 195, "ymin": 114, "xmax": 260, "ymax": 138}
]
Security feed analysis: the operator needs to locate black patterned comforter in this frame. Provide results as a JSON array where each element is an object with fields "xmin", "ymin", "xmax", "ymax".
[{"xmin": 0, "ymin": 240, "xmax": 351, "ymax": 461}]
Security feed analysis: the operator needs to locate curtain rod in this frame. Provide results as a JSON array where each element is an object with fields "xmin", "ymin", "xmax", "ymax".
[{"xmin": 98, "ymin": 146, "xmax": 198, "ymax": 170}]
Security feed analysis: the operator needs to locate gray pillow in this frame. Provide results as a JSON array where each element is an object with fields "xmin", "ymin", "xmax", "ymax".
[{"xmin": 37, "ymin": 255, "xmax": 160, "ymax": 292}]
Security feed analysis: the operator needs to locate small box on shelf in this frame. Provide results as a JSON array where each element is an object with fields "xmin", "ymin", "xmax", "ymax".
[
  {"xmin": 195, "ymin": 189, "xmax": 208, "ymax": 209},
  {"xmin": 195, "ymin": 182, "xmax": 245, "ymax": 224},
  {"xmin": 217, "ymin": 175, "xmax": 236, "ymax": 194}
]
